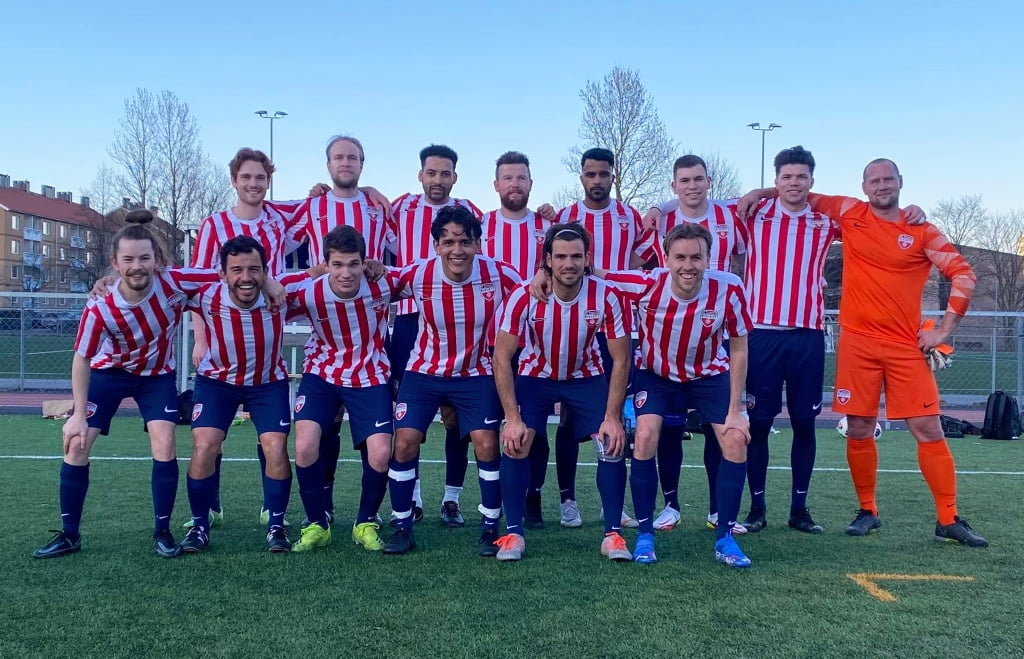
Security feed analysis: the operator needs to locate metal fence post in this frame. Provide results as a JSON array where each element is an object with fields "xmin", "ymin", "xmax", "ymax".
[
  {"xmin": 1017, "ymin": 316, "xmax": 1022, "ymax": 400},
  {"xmin": 18, "ymin": 305, "xmax": 26, "ymax": 391},
  {"xmin": 991, "ymin": 325, "xmax": 997, "ymax": 393}
]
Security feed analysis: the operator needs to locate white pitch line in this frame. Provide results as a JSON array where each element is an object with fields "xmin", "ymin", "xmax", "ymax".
[{"xmin": 1, "ymin": 455, "xmax": 1021, "ymax": 476}]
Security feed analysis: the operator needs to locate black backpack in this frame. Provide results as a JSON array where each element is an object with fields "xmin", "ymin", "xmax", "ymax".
[{"xmin": 981, "ymin": 391, "xmax": 1021, "ymax": 440}]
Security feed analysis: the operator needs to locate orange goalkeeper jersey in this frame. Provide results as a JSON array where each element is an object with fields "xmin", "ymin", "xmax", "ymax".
[{"xmin": 809, "ymin": 194, "xmax": 975, "ymax": 347}]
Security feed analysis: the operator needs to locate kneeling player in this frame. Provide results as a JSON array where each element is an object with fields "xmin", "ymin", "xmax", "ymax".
[
  {"xmin": 604, "ymin": 223, "xmax": 753, "ymax": 567},
  {"xmin": 494, "ymin": 224, "xmax": 631, "ymax": 561},
  {"xmin": 287, "ymin": 227, "xmax": 398, "ymax": 553},
  {"xmin": 181, "ymin": 236, "xmax": 305, "ymax": 554}
]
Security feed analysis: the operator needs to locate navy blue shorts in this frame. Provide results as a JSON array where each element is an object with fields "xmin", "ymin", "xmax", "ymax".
[
  {"xmin": 294, "ymin": 373, "xmax": 393, "ymax": 448},
  {"xmin": 517, "ymin": 375, "xmax": 608, "ymax": 438},
  {"xmin": 191, "ymin": 376, "xmax": 291, "ymax": 436},
  {"xmin": 85, "ymin": 369, "xmax": 179, "ymax": 435},
  {"xmin": 746, "ymin": 328, "xmax": 824, "ymax": 421},
  {"xmin": 387, "ymin": 312, "xmax": 419, "ymax": 393},
  {"xmin": 394, "ymin": 371, "xmax": 500, "ymax": 435},
  {"xmin": 631, "ymin": 369, "xmax": 730, "ymax": 425}
]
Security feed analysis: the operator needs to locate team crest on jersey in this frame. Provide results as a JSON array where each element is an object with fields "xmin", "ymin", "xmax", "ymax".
[
  {"xmin": 585, "ymin": 309, "xmax": 600, "ymax": 327},
  {"xmin": 367, "ymin": 207, "xmax": 381, "ymax": 222},
  {"xmin": 191, "ymin": 403, "xmax": 204, "ymax": 422},
  {"xmin": 371, "ymin": 297, "xmax": 388, "ymax": 312},
  {"xmin": 85, "ymin": 401, "xmax": 97, "ymax": 418},
  {"xmin": 166, "ymin": 293, "xmax": 185, "ymax": 309},
  {"xmin": 898, "ymin": 234, "xmax": 914, "ymax": 249},
  {"xmin": 700, "ymin": 309, "xmax": 718, "ymax": 327},
  {"xmin": 634, "ymin": 391, "xmax": 648, "ymax": 408},
  {"xmin": 533, "ymin": 229, "xmax": 546, "ymax": 244},
  {"xmin": 617, "ymin": 214, "xmax": 630, "ymax": 230},
  {"xmin": 395, "ymin": 403, "xmax": 408, "ymax": 421},
  {"xmin": 745, "ymin": 394, "xmax": 756, "ymax": 410},
  {"xmin": 481, "ymin": 283, "xmax": 495, "ymax": 301},
  {"xmin": 836, "ymin": 389, "xmax": 851, "ymax": 405},
  {"xmin": 294, "ymin": 395, "xmax": 306, "ymax": 414},
  {"xmin": 714, "ymin": 223, "xmax": 729, "ymax": 238},
  {"xmin": 811, "ymin": 217, "xmax": 826, "ymax": 229}
]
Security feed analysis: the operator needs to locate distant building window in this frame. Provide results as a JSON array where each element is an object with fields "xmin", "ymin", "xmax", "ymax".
[
  {"xmin": 59, "ymin": 224, "xmax": 67, "ymax": 239},
  {"xmin": 59, "ymin": 297, "xmax": 68, "ymax": 306},
  {"xmin": 86, "ymin": 252, "xmax": 94, "ymax": 264},
  {"xmin": 42, "ymin": 245, "xmax": 51, "ymax": 258},
  {"xmin": 59, "ymin": 247, "xmax": 67, "ymax": 261},
  {"xmin": 43, "ymin": 221, "xmax": 51, "ymax": 235},
  {"xmin": 59, "ymin": 269, "xmax": 68, "ymax": 283},
  {"xmin": 10, "ymin": 241, "xmax": 19, "ymax": 255},
  {"xmin": 86, "ymin": 230, "xmax": 93, "ymax": 241},
  {"xmin": 40, "ymin": 297, "xmax": 49, "ymax": 306},
  {"xmin": 10, "ymin": 215, "xmax": 19, "ymax": 230},
  {"xmin": 10, "ymin": 266, "xmax": 19, "ymax": 279}
]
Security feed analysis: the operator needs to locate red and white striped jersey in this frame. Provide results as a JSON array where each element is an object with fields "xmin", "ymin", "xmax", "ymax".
[
  {"xmin": 555, "ymin": 200, "xmax": 653, "ymax": 270},
  {"xmin": 744, "ymin": 199, "xmax": 838, "ymax": 330},
  {"xmin": 649, "ymin": 199, "xmax": 746, "ymax": 271},
  {"xmin": 606, "ymin": 269, "xmax": 752, "ymax": 382},
  {"xmin": 75, "ymin": 269, "xmax": 219, "ymax": 376},
  {"xmin": 479, "ymin": 210, "xmax": 553, "ymax": 280},
  {"xmin": 388, "ymin": 193, "xmax": 483, "ymax": 314},
  {"xmin": 498, "ymin": 277, "xmax": 627, "ymax": 380},
  {"xmin": 291, "ymin": 191, "xmax": 395, "ymax": 265},
  {"xmin": 191, "ymin": 201, "xmax": 303, "ymax": 276},
  {"xmin": 189, "ymin": 274, "xmax": 307, "ymax": 386},
  {"xmin": 396, "ymin": 256, "xmax": 519, "ymax": 378},
  {"xmin": 285, "ymin": 272, "xmax": 402, "ymax": 388}
]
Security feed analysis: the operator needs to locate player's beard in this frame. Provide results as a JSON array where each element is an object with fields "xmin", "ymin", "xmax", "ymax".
[
  {"xmin": 500, "ymin": 191, "xmax": 529, "ymax": 213},
  {"xmin": 586, "ymin": 186, "xmax": 609, "ymax": 205},
  {"xmin": 332, "ymin": 172, "xmax": 360, "ymax": 192},
  {"xmin": 122, "ymin": 269, "xmax": 152, "ymax": 292}
]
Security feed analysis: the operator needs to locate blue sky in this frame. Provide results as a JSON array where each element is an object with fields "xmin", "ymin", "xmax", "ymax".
[{"xmin": 2, "ymin": 1, "xmax": 1022, "ymax": 219}]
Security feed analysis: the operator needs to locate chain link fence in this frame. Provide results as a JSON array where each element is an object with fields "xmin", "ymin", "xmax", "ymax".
[{"xmin": 1, "ymin": 291, "xmax": 1021, "ymax": 408}]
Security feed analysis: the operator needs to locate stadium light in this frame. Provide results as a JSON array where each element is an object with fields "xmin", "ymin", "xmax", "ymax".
[
  {"xmin": 255, "ymin": 110, "xmax": 287, "ymax": 199},
  {"xmin": 748, "ymin": 122, "xmax": 782, "ymax": 187}
]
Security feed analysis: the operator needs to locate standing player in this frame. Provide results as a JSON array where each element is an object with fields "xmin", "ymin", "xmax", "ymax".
[
  {"xmin": 742, "ymin": 159, "xmax": 986, "ymax": 546},
  {"xmin": 383, "ymin": 207, "xmax": 519, "ymax": 556},
  {"xmin": 286, "ymin": 226, "xmax": 398, "ymax": 553},
  {"xmin": 538, "ymin": 147, "xmax": 651, "ymax": 528},
  {"xmin": 386, "ymin": 145, "xmax": 483, "ymax": 527},
  {"xmin": 33, "ymin": 211, "xmax": 218, "ymax": 559},
  {"xmin": 480, "ymin": 151, "xmax": 555, "ymax": 528},
  {"xmin": 179, "ymin": 236, "xmax": 306, "ymax": 554},
  {"xmin": 494, "ymin": 224, "xmax": 631, "ymax": 561},
  {"xmin": 643, "ymin": 155, "xmax": 748, "ymax": 532},
  {"xmin": 602, "ymin": 223, "xmax": 754, "ymax": 567}
]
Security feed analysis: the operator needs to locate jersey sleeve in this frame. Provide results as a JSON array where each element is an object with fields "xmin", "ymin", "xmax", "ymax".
[
  {"xmin": 392, "ymin": 264, "xmax": 416, "ymax": 300},
  {"xmin": 497, "ymin": 285, "xmax": 530, "ymax": 337},
  {"xmin": 629, "ymin": 207, "xmax": 657, "ymax": 262},
  {"xmin": 497, "ymin": 262, "xmax": 521, "ymax": 295},
  {"xmin": 191, "ymin": 217, "xmax": 219, "ymax": 269},
  {"xmin": 656, "ymin": 199, "xmax": 677, "ymax": 215},
  {"xmin": 726, "ymin": 200, "xmax": 748, "ymax": 256},
  {"xmin": 279, "ymin": 272, "xmax": 310, "ymax": 287},
  {"xmin": 808, "ymin": 194, "xmax": 859, "ymax": 221},
  {"xmin": 167, "ymin": 267, "xmax": 221, "ymax": 296},
  {"xmin": 601, "ymin": 286, "xmax": 628, "ymax": 339},
  {"xmin": 725, "ymin": 280, "xmax": 753, "ymax": 337},
  {"xmin": 604, "ymin": 270, "xmax": 656, "ymax": 302},
  {"xmin": 73, "ymin": 304, "xmax": 107, "ymax": 359},
  {"xmin": 459, "ymin": 198, "xmax": 484, "ymax": 220},
  {"xmin": 923, "ymin": 224, "xmax": 977, "ymax": 316}
]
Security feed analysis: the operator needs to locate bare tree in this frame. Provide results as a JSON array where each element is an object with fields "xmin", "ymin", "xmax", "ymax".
[
  {"xmin": 152, "ymin": 90, "xmax": 204, "ymax": 258},
  {"xmin": 931, "ymin": 194, "xmax": 986, "ymax": 248},
  {"xmin": 189, "ymin": 154, "xmax": 234, "ymax": 228},
  {"xmin": 974, "ymin": 210, "xmax": 1024, "ymax": 311},
  {"xmin": 77, "ymin": 164, "xmax": 124, "ymax": 286},
  {"xmin": 109, "ymin": 88, "xmax": 158, "ymax": 207},
  {"xmin": 699, "ymin": 150, "xmax": 744, "ymax": 200},
  {"xmin": 563, "ymin": 67, "xmax": 676, "ymax": 210},
  {"xmin": 550, "ymin": 185, "xmax": 579, "ymax": 212}
]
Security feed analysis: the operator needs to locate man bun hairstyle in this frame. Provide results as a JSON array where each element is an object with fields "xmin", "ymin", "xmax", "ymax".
[{"xmin": 111, "ymin": 209, "xmax": 164, "ymax": 263}]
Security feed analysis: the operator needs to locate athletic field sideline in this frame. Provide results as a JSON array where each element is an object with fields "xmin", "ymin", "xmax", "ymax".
[{"xmin": 2, "ymin": 415, "xmax": 1021, "ymax": 657}]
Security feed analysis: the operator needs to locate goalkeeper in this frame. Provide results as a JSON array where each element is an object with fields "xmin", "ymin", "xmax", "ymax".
[{"xmin": 737, "ymin": 158, "xmax": 987, "ymax": 548}]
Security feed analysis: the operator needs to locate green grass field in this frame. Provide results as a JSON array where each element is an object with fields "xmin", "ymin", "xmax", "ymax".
[{"xmin": 1, "ymin": 415, "xmax": 1022, "ymax": 658}]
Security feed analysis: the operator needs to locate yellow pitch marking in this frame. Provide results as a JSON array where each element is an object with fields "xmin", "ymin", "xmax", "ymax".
[{"xmin": 846, "ymin": 573, "xmax": 976, "ymax": 602}]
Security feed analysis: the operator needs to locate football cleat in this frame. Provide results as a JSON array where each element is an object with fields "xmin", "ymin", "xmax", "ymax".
[
  {"xmin": 714, "ymin": 534, "xmax": 752, "ymax": 568},
  {"xmin": 524, "ymin": 492, "xmax": 545, "ymax": 530},
  {"xmin": 33, "ymin": 530, "xmax": 81, "ymax": 559},
  {"xmin": 266, "ymin": 526, "xmax": 291, "ymax": 553},
  {"xmin": 707, "ymin": 513, "xmax": 748, "ymax": 535},
  {"xmin": 620, "ymin": 507, "xmax": 639, "ymax": 529},
  {"xmin": 180, "ymin": 526, "xmax": 209, "ymax": 553},
  {"xmin": 300, "ymin": 510, "xmax": 335, "ymax": 530},
  {"xmin": 389, "ymin": 506, "xmax": 424, "ymax": 528},
  {"xmin": 259, "ymin": 508, "xmax": 290, "ymax": 527},
  {"xmin": 352, "ymin": 522, "xmax": 384, "ymax": 551},
  {"xmin": 560, "ymin": 499, "xmax": 583, "ymax": 528},
  {"xmin": 653, "ymin": 505, "xmax": 681, "ymax": 531},
  {"xmin": 292, "ymin": 523, "xmax": 332, "ymax": 553},
  {"xmin": 440, "ymin": 501, "xmax": 465, "ymax": 528},
  {"xmin": 741, "ymin": 507, "xmax": 768, "ymax": 533},
  {"xmin": 846, "ymin": 509, "xmax": 881, "ymax": 536},
  {"xmin": 600, "ymin": 532, "xmax": 632, "ymax": 561},
  {"xmin": 935, "ymin": 517, "xmax": 988, "ymax": 548},
  {"xmin": 182, "ymin": 508, "xmax": 224, "ymax": 530},
  {"xmin": 788, "ymin": 508, "xmax": 824, "ymax": 534},
  {"xmin": 495, "ymin": 533, "xmax": 526, "ymax": 561},
  {"xmin": 478, "ymin": 527, "xmax": 500, "ymax": 558},
  {"xmin": 633, "ymin": 532, "xmax": 658, "ymax": 564},
  {"xmin": 382, "ymin": 528, "xmax": 416, "ymax": 555},
  {"xmin": 153, "ymin": 529, "xmax": 182, "ymax": 558}
]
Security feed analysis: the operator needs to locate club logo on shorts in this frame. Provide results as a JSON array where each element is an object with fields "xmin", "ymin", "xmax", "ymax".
[
  {"xmin": 714, "ymin": 223, "xmax": 729, "ymax": 238},
  {"xmin": 395, "ymin": 402, "xmax": 407, "ymax": 421},
  {"xmin": 898, "ymin": 234, "xmax": 914, "ymax": 249},
  {"xmin": 533, "ymin": 229, "xmax": 546, "ymax": 243},
  {"xmin": 481, "ymin": 283, "xmax": 495, "ymax": 301},
  {"xmin": 634, "ymin": 391, "xmax": 648, "ymax": 408},
  {"xmin": 191, "ymin": 403, "xmax": 204, "ymax": 422},
  {"xmin": 85, "ymin": 401, "xmax": 97, "ymax": 418},
  {"xmin": 294, "ymin": 395, "xmax": 306, "ymax": 413},
  {"xmin": 700, "ymin": 309, "xmax": 718, "ymax": 327},
  {"xmin": 745, "ymin": 394, "xmax": 756, "ymax": 410},
  {"xmin": 836, "ymin": 388, "xmax": 851, "ymax": 405},
  {"xmin": 585, "ymin": 309, "xmax": 600, "ymax": 327}
]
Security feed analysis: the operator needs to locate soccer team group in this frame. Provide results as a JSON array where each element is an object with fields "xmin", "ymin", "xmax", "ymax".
[{"xmin": 33, "ymin": 135, "xmax": 990, "ymax": 568}]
